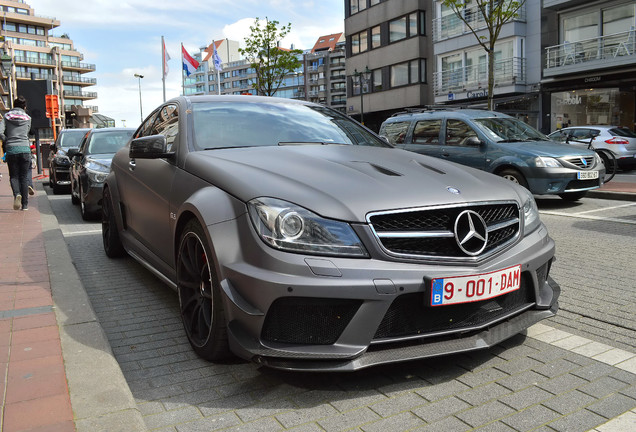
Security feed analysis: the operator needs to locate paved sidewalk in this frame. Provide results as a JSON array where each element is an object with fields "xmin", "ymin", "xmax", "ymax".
[
  {"xmin": 0, "ymin": 159, "xmax": 634, "ymax": 431},
  {"xmin": 0, "ymin": 163, "xmax": 144, "ymax": 432}
]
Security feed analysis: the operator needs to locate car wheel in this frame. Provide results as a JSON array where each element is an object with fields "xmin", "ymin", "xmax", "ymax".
[
  {"xmin": 79, "ymin": 185, "xmax": 94, "ymax": 220},
  {"xmin": 102, "ymin": 187, "xmax": 125, "ymax": 258},
  {"xmin": 71, "ymin": 179, "xmax": 80, "ymax": 204},
  {"xmin": 559, "ymin": 191, "xmax": 587, "ymax": 201},
  {"xmin": 177, "ymin": 220, "xmax": 230, "ymax": 361},
  {"xmin": 498, "ymin": 168, "xmax": 529, "ymax": 189}
]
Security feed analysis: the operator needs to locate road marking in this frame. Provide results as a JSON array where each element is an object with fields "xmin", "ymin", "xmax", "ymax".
[
  {"xmin": 63, "ymin": 229, "xmax": 102, "ymax": 237},
  {"xmin": 527, "ymin": 323, "xmax": 636, "ymax": 374},
  {"xmin": 540, "ymin": 210, "xmax": 636, "ymax": 225},
  {"xmin": 576, "ymin": 202, "xmax": 636, "ymax": 214}
]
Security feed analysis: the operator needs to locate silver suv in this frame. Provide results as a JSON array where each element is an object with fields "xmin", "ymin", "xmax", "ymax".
[{"xmin": 380, "ymin": 109, "xmax": 604, "ymax": 201}]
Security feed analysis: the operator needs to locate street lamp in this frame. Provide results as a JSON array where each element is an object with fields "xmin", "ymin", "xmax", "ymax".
[
  {"xmin": 134, "ymin": 73, "xmax": 144, "ymax": 122},
  {"xmin": 353, "ymin": 66, "xmax": 371, "ymax": 125}
]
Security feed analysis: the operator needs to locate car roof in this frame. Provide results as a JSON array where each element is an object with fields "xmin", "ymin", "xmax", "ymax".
[
  {"xmin": 85, "ymin": 127, "xmax": 136, "ymax": 134},
  {"xmin": 383, "ymin": 108, "xmax": 513, "ymax": 123},
  {"xmin": 172, "ymin": 94, "xmax": 317, "ymax": 108}
]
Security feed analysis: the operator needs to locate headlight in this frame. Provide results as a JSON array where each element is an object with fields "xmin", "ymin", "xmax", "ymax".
[
  {"xmin": 521, "ymin": 189, "xmax": 541, "ymax": 234},
  {"xmin": 85, "ymin": 161, "xmax": 110, "ymax": 183},
  {"xmin": 534, "ymin": 156, "xmax": 562, "ymax": 168},
  {"xmin": 54, "ymin": 155, "xmax": 70, "ymax": 165},
  {"xmin": 248, "ymin": 197, "xmax": 369, "ymax": 257}
]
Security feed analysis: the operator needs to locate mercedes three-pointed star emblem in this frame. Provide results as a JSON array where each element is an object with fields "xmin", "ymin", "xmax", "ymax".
[{"xmin": 454, "ymin": 210, "xmax": 488, "ymax": 256}]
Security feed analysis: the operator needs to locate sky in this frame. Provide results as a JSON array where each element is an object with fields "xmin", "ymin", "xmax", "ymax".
[{"xmin": 26, "ymin": 0, "xmax": 345, "ymax": 129}]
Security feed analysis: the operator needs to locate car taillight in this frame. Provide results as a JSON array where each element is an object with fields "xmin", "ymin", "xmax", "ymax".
[{"xmin": 605, "ymin": 138, "xmax": 629, "ymax": 144}]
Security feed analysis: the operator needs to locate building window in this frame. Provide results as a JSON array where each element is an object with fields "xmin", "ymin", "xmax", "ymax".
[
  {"xmin": 371, "ymin": 25, "xmax": 381, "ymax": 49},
  {"xmin": 351, "ymin": 30, "xmax": 368, "ymax": 55},
  {"xmin": 350, "ymin": 0, "xmax": 367, "ymax": 15},
  {"xmin": 372, "ymin": 69, "xmax": 383, "ymax": 91},
  {"xmin": 391, "ymin": 59, "xmax": 421, "ymax": 88},
  {"xmin": 390, "ymin": 17, "xmax": 407, "ymax": 42}
]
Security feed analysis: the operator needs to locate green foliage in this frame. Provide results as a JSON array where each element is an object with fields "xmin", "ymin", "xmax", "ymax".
[{"xmin": 238, "ymin": 18, "xmax": 303, "ymax": 96}]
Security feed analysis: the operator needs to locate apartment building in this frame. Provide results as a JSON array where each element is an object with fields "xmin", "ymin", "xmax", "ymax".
[
  {"xmin": 304, "ymin": 33, "xmax": 347, "ymax": 113},
  {"xmin": 432, "ymin": 0, "xmax": 543, "ymax": 128},
  {"xmin": 183, "ymin": 39, "xmax": 242, "ymax": 95},
  {"xmin": 0, "ymin": 0, "xmax": 97, "ymax": 134},
  {"xmin": 541, "ymin": 0, "xmax": 636, "ymax": 133},
  {"xmin": 344, "ymin": 0, "xmax": 432, "ymax": 131}
]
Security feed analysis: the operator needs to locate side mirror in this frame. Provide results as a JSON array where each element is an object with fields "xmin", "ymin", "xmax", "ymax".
[
  {"xmin": 465, "ymin": 136, "xmax": 483, "ymax": 147},
  {"xmin": 67, "ymin": 148, "xmax": 81, "ymax": 159},
  {"xmin": 50, "ymin": 143, "xmax": 57, "ymax": 152},
  {"xmin": 129, "ymin": 134, "xmax": 174, "ymax": 159}
]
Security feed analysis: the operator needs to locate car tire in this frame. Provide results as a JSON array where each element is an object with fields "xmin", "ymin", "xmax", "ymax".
[
  {"xmin": 559, "ymin": 191, "xmax": 587, "ymax": 201},
  {"xmin": 102, "ymin": 187, "xmax": 126, "ymax": 258},
  {"xmin": 71, "ymin": 179, "xmax": 80, "ymax": 204},
  {"xmin": 79, "ymin": 184, "xmax": 95, "ymax": 221},
  {"xmin": 498, "ymin": 168, "xmax": 529, "ymax": 189},
  {"xmin": 177, "ymin": 220, "xmax": 231, "ymax": 361}
]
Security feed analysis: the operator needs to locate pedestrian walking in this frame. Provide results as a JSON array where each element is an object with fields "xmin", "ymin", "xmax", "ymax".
[{"xmin": 0, "ymin": 96, "xmax": 33, "ymax": 210}]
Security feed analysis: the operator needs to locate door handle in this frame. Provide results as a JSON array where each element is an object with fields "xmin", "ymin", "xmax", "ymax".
[{"xmin": 128, "ymin": 159, "xmax": 136, "ymax": 171}]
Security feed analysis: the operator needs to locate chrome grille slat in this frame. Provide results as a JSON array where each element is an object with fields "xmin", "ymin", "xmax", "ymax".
[
  {"xmin": 563, "ymin": 156, "xmax": 595, "ymax": 169},
  {"xmin": 368, "ymin": 202, "xmax": 521, "ymax": 261}
]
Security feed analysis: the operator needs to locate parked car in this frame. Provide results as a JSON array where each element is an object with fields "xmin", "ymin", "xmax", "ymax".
[
  {"xmin": 102, "ymin": 95, "xmax": 560, "ymax": 372},
  {"xmin": 379, "ymin": 109, "xmax": 605, "ymax": 201},
  {"xmin": 47, "ymin": 128, "xmax": 90, "ymax": 194},
  {"xmin": 547, "ymin": 125, "xmax": 636, "ymax": 170},
  {"xmin": 69, "ymin": 127, "xmax": 134, "ymax": 220}
]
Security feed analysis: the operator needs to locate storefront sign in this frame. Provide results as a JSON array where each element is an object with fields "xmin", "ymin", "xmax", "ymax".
[
  {"xmin": 584, "ymin": 76, "xmax": 602, "ymax": 83},
  {"xmin": 556, "ymin": 94, "xmax": 582, "ymax": 105},
  {"xmin": 467, "ymin": 89, "xmax": 488, "ymax": 98}
]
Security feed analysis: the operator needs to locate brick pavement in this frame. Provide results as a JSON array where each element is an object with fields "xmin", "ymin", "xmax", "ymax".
[{"xmin": 1, "ymin": 158, "xmax": 635, "ymax": 432}]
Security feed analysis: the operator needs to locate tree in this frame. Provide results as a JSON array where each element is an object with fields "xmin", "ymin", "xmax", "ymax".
[
  {"xmin": 239, "ymin": 18, "xmax": 303, "ymax": 96},
  {"xmin": 442, "ymin": 0, "xmax": 525, "ymax": 110}
]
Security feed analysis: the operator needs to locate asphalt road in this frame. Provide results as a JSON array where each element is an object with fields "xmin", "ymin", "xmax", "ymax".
[{"xmin": 46, "ymin": 189, "xmax": 636, "ymax": 432}]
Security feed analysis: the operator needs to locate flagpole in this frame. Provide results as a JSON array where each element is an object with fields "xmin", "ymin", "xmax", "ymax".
[
  {"xmin": 161, "ymin": 36, "xmax": 166, "ymax": 102},
  {"xmin": 181, "ymin": 43, "xmax": 185, "ymax": 96}
]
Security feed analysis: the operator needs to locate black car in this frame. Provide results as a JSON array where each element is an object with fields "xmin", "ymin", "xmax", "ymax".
[
  {"xmin": 48, "ymin": 128, "xmax": 90, "ymax": 194},
  {"xmin": 69, "ymin": 127, "xmax": 134, "ymax": 220}
]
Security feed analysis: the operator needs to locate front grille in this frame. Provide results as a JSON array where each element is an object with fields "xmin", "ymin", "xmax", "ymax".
[
  {"xmin": 262, "ymin": 297, "xmax": 362, "ymax": 345},
  {"xmin": 373, "ymin": 272, "xmax": 535, "ymax": 340},
  {"xmin": 368, "ymin": 202, "xmax": 520, "ymax": 259},
  {"xmin": 565, "ymin": 179, "xmax": 600, "ymax": 190},
  {"xmin": 563, "ymin": 156, "xmax": 595, "ymax": 169}
]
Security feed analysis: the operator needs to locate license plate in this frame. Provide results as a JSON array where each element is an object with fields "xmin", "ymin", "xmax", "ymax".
[
  {"xmin": 578, "ymin": 170, "xmax": 599, "ymax": 180},
  {"xmin": 431, "ymin": 265, "xmax": 521, "ymax": 306}
]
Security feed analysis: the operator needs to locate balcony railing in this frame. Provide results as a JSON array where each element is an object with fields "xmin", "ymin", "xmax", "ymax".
[
  {"xmin": 62, "ymin": 75, "xmax": 96, "ymax": 84},
  {"xmin": 545, "ymin": 29, "xmax": 635, "ymax": 70},
  {"xmin": 433, "ymin": 57, "xmax": 526, "ymax": 96},
  {"xmin": 16, "ymin": 72, "xmax": 57, "ymax": 80},
  {"xmin": 61, "ymin": 61, "xmax": 96, "ymax": 71},
  {"xmin": 63, "ymin": 90, "xmax": 97, "ymax": 98},
  {"xmin": 433, "ymin": 4, "xmax": 526, "ymax": 42},
  {"xmin": 13, "ymin": 56, "xmax": 56, "ymax": 67}
]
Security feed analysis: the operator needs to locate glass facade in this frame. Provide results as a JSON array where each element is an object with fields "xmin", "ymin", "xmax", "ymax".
[{"xmin": 550, "ymin": 88, "xmax": 635, "ymax": 130}]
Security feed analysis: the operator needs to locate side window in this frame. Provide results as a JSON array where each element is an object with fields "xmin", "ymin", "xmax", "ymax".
[
  {"xmin": 153, "ymin": 104, "xmax": 179, "ymax": 152},
  {"xmin": 571, "ymin": 129, "xmax": 593, "ymax": 140},
  {"xmin": 446, "ymin": 120, "xmax": 478, "ymax": 147},
  {"xmin": 412, "ymin": 119, "xmax": 441, "ymax": 144},
  {"xmin": 380, "ymin": 121, "xmax": 410, "ymax": 145},
  {"xmin": 136, "ymin": 112, "xmax": 158, "ymax": 138}
]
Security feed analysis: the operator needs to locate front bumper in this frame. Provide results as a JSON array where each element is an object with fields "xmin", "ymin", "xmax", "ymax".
[
  {"xmin": 82, "ymin": 181, "xmax": 105, "ymax": 213},
  {"xmin": 526, "ymin": 166, "xmax": 604, "ymax": 195},
  {"xmin": 210, "ymin": 214, "xmax": 559, "ymax": 371}
]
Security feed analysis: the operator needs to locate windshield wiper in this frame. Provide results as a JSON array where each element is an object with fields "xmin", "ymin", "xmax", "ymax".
[
  {"xmin": 203, "ymin": 145, "xmax": 254, "ymax": 150},
  {"xmin": 278, "ymin": 141, "xmax": 346, "ymax": 146}
]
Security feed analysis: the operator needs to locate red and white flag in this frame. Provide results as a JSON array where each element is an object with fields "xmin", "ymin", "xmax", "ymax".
[{"xmin": 181, "ymin": 44, "xmax": 200, "ymax": 76}]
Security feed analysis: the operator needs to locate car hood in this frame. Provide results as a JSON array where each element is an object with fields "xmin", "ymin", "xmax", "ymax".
[
  {"xmin": 185, "ymin": 145, "xmax": 525, "ymax": 222},
  {"xmin": 497, "ymin": 140, "xmax": 597, "ymax": 158}
]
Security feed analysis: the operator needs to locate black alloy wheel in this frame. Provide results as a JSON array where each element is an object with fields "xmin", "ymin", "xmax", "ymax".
[
  {"xmin": 102, "ymin": 187, "xmax": 125, "ymax": 258},
  {"xmin": 176, "ymin": 220, "xmax": 230, "ymax": 361}
]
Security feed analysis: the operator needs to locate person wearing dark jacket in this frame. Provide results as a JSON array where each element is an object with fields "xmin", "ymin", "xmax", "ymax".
[{"xmin": 0, "ymin": 96, "xmax": 32, "ymax": 210}]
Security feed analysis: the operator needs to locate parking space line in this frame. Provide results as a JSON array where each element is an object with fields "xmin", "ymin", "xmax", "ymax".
[
  {"xmin": 63, "ymin": 229, "xmax": 102, "ymax": 237},
  {"xmin": 539, "ymin": 210, "xmax": 636, "ymax": 225},
  {"xmin": 576, "ymin": 202, "xmax": 636, "ymax": 215},
  {"xmin": 527, "ymin": 323, "xmax": 636, "ymax": 374}
]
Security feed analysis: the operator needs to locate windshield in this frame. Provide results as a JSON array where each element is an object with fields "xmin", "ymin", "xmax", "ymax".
[
  {"xmin": 87, "ymin": 130, "xmax": 134, "ymax": 154},
  {"xmin": 58, "ymin": 130, "xmax": 87, "ymax": 149},
  {"xmin": 191, "ymin": 100, "xmax": 389, "ymax": 150},
  {"xmin": 473, "ymin": 117, "xmax": 549, "ymax": 142}
]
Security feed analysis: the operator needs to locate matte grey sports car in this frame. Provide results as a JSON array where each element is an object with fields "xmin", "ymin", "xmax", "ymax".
[{"xmin": 102, "ymin": 95, "xmax": 559, "ymax": 372}]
